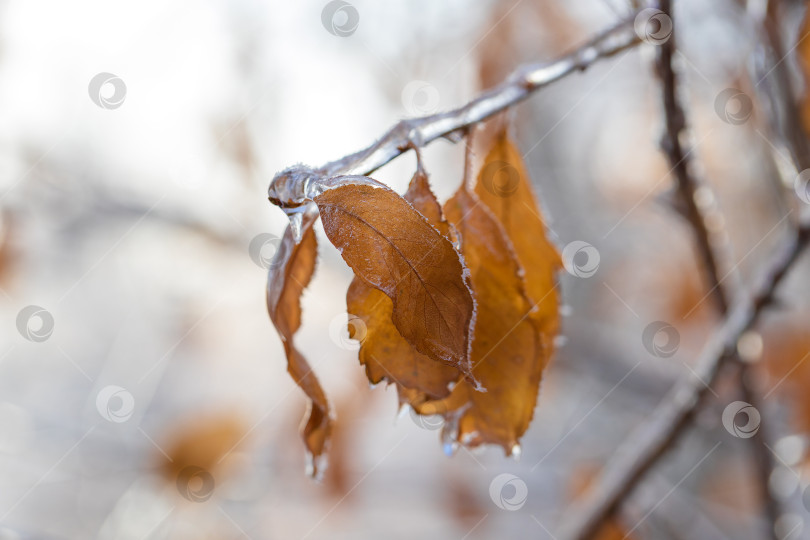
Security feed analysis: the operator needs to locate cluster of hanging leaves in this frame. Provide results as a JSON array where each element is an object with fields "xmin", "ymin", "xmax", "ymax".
[{"xmin": 266, "ymin": 128, "xmax": 561, "ymax": 477}]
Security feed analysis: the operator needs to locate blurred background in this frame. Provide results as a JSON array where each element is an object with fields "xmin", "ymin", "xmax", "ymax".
[{"xmin": 2, "ymin": 0, "xmax": 810, "ymax": 538}]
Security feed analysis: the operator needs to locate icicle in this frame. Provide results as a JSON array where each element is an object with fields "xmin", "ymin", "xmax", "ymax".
[
  {"xmin": 305, "ymin": 451, "xmax": 328, "ymax": 482},
  {"xmin": 441, "ymin": 414, "xmax": 461, "ymax": 457},
  {"xmin": 286, "ymin": 210, "xmax": 305, "ymax": 244},
  {"xmin": 443, "ymin": 129, "xmax": 465, "ymax": 143}
]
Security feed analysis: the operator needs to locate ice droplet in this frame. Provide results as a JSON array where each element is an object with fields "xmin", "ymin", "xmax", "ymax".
[
  {"xmin": 286, "ymin": 210, "xmax": 304, "ymax": 244},
  {"xmin": 443, "ymin": 129, "xmax": 465, "ymax": 143},
  {"xmin": 511, "ymin": 443, "xmax": 522, "ymax": 460},
  {"xmin": 305, "ymin": 451, "xmax": 328, "ymax": 482},
  {"xmin": 441, "ymin": 416, "xmax": 460, "ymax": 457}
]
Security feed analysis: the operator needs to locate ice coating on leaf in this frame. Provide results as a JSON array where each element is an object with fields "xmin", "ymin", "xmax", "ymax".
[
  {"xmin": 314, "ymin": 178, "xmax": 477, "ymax": 379},
  {"xmin": 347, "ymin": 165, "xmax": 475, "ymax": 403},
  {"xmin": 266, "ymin": 207, "xmax": 332, "ymax": 479},
  {"xmin": 410, "ymin": 182, "xmax": 552, "ymax": 455},
  {"xmin": 473, "ymin": 130, "xmax": 561, "ymax": 350}
]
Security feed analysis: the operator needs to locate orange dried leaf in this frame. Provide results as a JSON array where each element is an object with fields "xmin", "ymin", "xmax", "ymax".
[
  {"xmin": 266, "ymin": 208, "xmax": 331, "ymax": 478},
  {"xmin": 346, "ymin": 167, "xmax": 461, "ymax": 399},
  {"xmin": 474, "ymin": 131, "xmax": 561, "ymax": 343},
  {"xmin": 160, "ymin": 413, "xmax": 248, "ymax": 479},
  {"xmin": 314, "ymin": 177, "xmax": 476, "ymax": 378},
  {"xmin": 762, "ymin": 320, "xmax": 810, "ymax": 434},
  {"xmin": 415, "ymin": 185, "xmax": 550, "ymax": 453}
]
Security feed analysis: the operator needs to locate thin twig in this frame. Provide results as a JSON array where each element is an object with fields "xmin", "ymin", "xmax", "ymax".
[
  {"xmin": 760, "ymin": 0, "xmax": 810, "ymax": 174},
  {"xmin": 557, "ymin": 222, "xmax": 810, "ymax": 540},
  {"xmin": 656, "ymin": 1, "xmax": 780, "ymax": 537},
  {"xmin": 738, "ymin": 364, "xmax": 782, "ymax": 539},
  {"xmin": 656, "ymin": 0, "xmax": 735, "ymax": 313},
  {"xmin": 267, "ymin": 16, "xmax": 641, "ymax": 208}
]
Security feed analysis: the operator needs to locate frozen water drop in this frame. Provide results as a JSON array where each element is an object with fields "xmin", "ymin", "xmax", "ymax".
[
  {"xmin": 286, "ymin": 211, "xmax": 304, "ymax": 243},
  {"xmin": 443, "ymin": 129, "xmax": 465, "ymax": 143},
  {"xmin": 305, "ymin": 451, "xmax": 328, "ymax": 482}
]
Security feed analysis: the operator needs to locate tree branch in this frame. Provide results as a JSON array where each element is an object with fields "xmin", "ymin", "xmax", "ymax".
[
  {"xmin": 267, "ymin": 15, "xmax": 641, "ymax": 209},
  {"xmin": 656, "ymin": 1, "xmax": 779, "ymax": 537},
  {"xmin": 656, "ymin": 0, "xmax": 735, "ymax": 313},
  {"xmin": 557, "ymin": 221, "xmax": 809, "ymax": 540}
]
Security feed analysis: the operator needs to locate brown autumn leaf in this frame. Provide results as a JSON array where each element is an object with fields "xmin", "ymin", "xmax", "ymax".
[
  {"xmin": 413, "ymin": 184, "xmax": 549, "ymax": 453},
  {"xmin": 313, "ymin": 176, "xmax": 477, "ymax": 380},
  {"xmin": 159, "ymin": 412, "xmax": 248, "ymax": 484},
  {"xmin": 346, "ymin": 165, "xmax": 461, "ymax": 399},
  {"xmin": 266, "ymin": 207, "xmax": 331, "ymax": 478},
  {"xmin": 761, "ymin": 317, "xmax": 810, "ymax": 435},
  {"xmin": 474, "ymin": 130, "xmax": 561, "ymax": 344}
]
